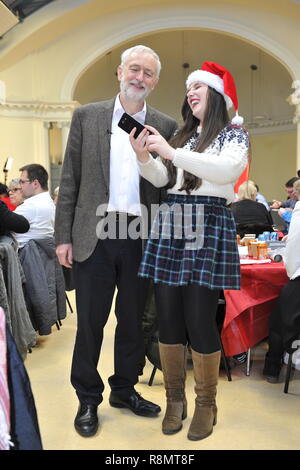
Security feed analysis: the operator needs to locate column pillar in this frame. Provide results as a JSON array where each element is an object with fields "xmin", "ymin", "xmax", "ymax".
[
  {"xmin": 61, "ymin": 121, "xmax": 71, "ymax": 158},
  {"xmin": 0, "ymin": 100, "xmax": 78, "ymax": 178},
  {"xmin": 287, "ymin": 80, "xmax": 300, "ymax": 172},
  {"xmin": 0, "ymin": 80, "xmax": 6, "ymax": 104}
]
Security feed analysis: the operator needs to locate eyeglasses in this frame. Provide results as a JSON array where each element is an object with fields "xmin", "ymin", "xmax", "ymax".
[
  {"xmin": 19, "ymin": 179, "xmax": 31, "ymax": 184},
  {"xmin": 9, "ymin": 188, "xmax": 22, "ymax": 193}
]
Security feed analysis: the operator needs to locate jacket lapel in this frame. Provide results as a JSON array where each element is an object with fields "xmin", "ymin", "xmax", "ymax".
[
  {"xmin": 97, "ymin": 98, "xmax": 115, "ymax": 190},
  {"xmin": 145, "ymin": 106, "xmax": 160, "ymax": 129}
]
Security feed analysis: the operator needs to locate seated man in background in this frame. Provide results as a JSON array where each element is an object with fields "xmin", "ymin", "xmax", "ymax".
[
  {"xmin": 270, "ymin": 177, "xmax": 299, "ymax": 210},
  {"xmin": 13, "ymin": 164, "xmax": 65, "ymax": 335},
  {"xmin": 277, "ymin": 178, "xmax": 300, "ymax": 233},
  {"xmin": 13, "ymin": 164, "xmax": 55, "ymax": 247},
  {"xmin": 263, "ymin": 185, "xmax": 300, "ymax": 383},
  {"xmin": 230, "ymin": 180, "xmax": 273, "ymax": 237}
]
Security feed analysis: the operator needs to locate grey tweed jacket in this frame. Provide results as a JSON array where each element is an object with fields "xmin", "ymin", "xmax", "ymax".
[{"xmin": 55, "ymin": 98, "xmax": 177, "ymax": 262}]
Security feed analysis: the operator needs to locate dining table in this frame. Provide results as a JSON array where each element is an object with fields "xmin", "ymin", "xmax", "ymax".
[{"xmin": 221, "ymin": 261, "xmax": 289, "ymax": 359}]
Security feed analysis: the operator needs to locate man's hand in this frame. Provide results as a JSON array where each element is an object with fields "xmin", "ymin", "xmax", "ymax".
[
  {"xmin": 129, "ymin": 127, "xmax": 151, "ymax": 163},
  {"xmin": 270, "ymin": 200, "xmax": 282, "ymax": 209},
  {"xmin": 56, "ymin": 243, "xmax": 73, "ymax": 268}
]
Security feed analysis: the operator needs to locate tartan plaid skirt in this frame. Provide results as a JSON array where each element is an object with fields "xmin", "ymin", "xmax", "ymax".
[{"xmin": 139, "ymin": 194, "xmax": 240, "ymax": 289}]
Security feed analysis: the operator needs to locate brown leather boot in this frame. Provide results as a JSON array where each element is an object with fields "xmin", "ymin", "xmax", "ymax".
[
  {"xmin": 187, "ymin": 349, "xmax": 221, "ymax": 441},
  {"xmin": 159, "ymin": 343, "xmax": 187, "ymax": 435}
]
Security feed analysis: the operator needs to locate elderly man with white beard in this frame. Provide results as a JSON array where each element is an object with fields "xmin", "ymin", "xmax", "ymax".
[{"xmin": 55, "ymin": 45, "xmax": 177, "ymax": 437}]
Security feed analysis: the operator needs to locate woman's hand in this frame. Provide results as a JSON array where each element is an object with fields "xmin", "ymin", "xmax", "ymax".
[
  {"xmin": 129, "ymin": 127, "xmax": 151, "ymax": 163},
  {"xmin": 145, "ymin": 125, "xmax": 176, "ymax": 161}
]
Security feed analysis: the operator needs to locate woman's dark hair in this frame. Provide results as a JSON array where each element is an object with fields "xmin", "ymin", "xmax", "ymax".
[
  {"xmin": 163, "ymin": 86, "xmax": 230, "ymax": 194},
  {"xmin": 0, "ymin": 183, "xmax": 9, "ymax": 196}
]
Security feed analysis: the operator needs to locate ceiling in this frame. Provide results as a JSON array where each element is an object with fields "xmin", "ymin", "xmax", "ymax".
[
  {"xmin": 0, "ymin": 0, "xmax": 55, "ymax": 37},
  {"xmin": 1, "ymin": 1, "xmax": 300, "ymax": 54},
  {"xmin": 73, "ymin": 29, "xmax": 295, "ymax": 129},
  {"xmin": 1, "ymin": 0, "xmax": 300, "ymax": 39},
  {"xmin": 2, "ymin": 0, "xmax": 55, "ymax": 20}
]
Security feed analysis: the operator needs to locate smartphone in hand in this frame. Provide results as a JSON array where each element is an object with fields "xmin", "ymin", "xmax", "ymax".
[{"xmin": 118, "ymin": 113, "xmax": 151, "ymax": 138}]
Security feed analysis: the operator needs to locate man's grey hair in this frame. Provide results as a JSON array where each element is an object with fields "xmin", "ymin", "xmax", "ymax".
[{"xmin": 120, "ymin": 45, "xmax": 161, "ymax": 77}]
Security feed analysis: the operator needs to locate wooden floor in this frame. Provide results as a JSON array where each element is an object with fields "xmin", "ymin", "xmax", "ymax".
[{"xmin": 25, "ymin": 291, "xmax": 300, "ymax": 451}]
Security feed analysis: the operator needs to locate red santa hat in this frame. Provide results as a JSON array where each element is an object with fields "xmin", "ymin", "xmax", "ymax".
[{"xmin": 186, "ymin": 61, "xmax": 244, "ymax": 125}]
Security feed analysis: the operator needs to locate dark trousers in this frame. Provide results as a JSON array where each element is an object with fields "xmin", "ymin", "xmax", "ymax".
[
  {"xmin": 268, "ymin": 276, "xmax": 300, "ymax": 359},
  {"xmin": 71, "ymin": 238, "xmax": 148, "ymax": 406},
  {"xmin": 154, "ymin": 283, "xmax": 221, "ymax": 354}
]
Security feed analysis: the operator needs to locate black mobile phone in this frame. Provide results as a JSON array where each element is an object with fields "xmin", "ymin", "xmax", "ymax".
[{"xmin": 118, "ymin": 112, "xmax": 150, "ymax": 138}]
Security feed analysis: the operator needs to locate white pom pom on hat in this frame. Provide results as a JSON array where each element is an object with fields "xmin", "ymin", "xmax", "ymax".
[{"xmin": 186, "ymin": 61, "xmax": 244, "ymax": 125}]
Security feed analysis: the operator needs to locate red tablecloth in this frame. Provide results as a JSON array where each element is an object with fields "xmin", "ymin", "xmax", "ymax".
[{"xmin": 221, "ymin": 262, "xmax": 289, "ymax": 356}]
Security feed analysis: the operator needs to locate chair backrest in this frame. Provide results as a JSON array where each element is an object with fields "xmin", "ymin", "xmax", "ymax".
[
  {"xmin": 284, "ymin": 337, "xmax": 300, "ymax": 393},
  {"xmin": 19, "ymin": 238, "xmax": 66, "ymax": 334},
  {"xmin": 236, "ymin": 223, "xmax": 274, "ymax": 238},
  {"xmin": 270, "ymin": 209, "xmax": 286, "ymax": 232}
]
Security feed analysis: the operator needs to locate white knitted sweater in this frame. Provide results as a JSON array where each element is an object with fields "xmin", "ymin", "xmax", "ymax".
[{"xmin": 138, "ymin": 125, "xmax": 249, "ymax": 204}]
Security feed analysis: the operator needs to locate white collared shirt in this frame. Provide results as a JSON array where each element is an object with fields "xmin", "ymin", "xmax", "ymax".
[
  {"xmin": 13, "ymin": 191, "xmax": 55, "ymax": 248},
  {"xmin": 107, "ymin": 94, "xmax": 146, "ymax": 216},
  {"xmin": 284, "ymin": 200, "xmax": 300, "ymax": 280}
]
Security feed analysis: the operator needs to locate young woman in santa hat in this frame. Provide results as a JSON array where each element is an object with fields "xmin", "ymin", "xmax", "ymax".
[{"xmin": 129, "ymin": 62, "xmax": 249, "ymax": 441}]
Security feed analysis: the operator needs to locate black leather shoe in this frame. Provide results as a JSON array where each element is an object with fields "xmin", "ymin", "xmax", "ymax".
[
  {"xmin": 263, "ymin": 354, "xmax": 282, "ymax": 383},
  {"xmin": 109, "ymin": 390, "xmax": 161, "ymax": 417},
  {"xmin": 74, "ymin": 404, "xmax": 99, "ymax": 437}
]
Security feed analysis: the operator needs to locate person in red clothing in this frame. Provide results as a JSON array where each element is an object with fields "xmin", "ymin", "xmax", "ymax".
[
  {"xmin": 0, "ymin": 199, "xmax": 29, "ymax": 236},
  {"xmin": 0, "ymin": 182, "xmax": 16, "ymax": 211}
]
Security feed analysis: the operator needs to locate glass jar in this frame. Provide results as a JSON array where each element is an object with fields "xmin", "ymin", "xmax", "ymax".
[{"xmin": 257, "ymin": 242, "xmax": 268, "ymax": 259}]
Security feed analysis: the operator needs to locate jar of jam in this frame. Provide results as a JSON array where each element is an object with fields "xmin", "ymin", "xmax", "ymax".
[
  {"xmin": 248, "ymin": 241, "xmax": 259, "ymax": 258},
  {"xmin": 257, "ymin": 242, "xmax": 268, "ymax": 259}
]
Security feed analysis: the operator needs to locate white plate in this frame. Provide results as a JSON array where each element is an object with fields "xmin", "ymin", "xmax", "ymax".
[{"xmin": 240, "ymin": 258, "xmax": 271, "ymax": 265}]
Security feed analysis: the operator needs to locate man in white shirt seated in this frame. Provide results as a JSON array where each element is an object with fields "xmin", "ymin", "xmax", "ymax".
[
  {"xmin": 263, "ymin": 193, "xmax": 300, "ymax": 383},
  {"xmin": 13, "ymin": 164, "xmax": 55, "ymax": 248}
]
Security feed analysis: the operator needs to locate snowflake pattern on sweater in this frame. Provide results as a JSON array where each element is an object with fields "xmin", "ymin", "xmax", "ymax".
[{"xmin": 183, "ymin": 124, "xmax": 249, "ymax": 154}]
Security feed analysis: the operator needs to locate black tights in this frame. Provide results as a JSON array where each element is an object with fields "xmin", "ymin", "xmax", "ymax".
[{"xmin": 155, "ymin": 283, "xmax": 221, "ymax": 354}]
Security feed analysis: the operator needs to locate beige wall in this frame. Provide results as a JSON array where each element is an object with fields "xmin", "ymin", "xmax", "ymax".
[
  {"xmin": 250, "ymin": 131, "xmax": 297, "ymax": 202},
  {"xmin": 0, "ymin": 117, "xmax": 49, "ymax": 181},
  {"xmin": 0, "ymin": 118, "xmax": 44, "ymax": 181}
]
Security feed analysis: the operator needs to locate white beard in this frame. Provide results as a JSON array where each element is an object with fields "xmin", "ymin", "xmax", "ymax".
[{"xmin": 120, "ymin": 79, "xmax": 151, "ymax": 102}]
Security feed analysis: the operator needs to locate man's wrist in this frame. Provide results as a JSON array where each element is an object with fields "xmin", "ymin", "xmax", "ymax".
[{"xmin": 137, "ymin": 152, "xmax": 151, "ymax": 165}]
